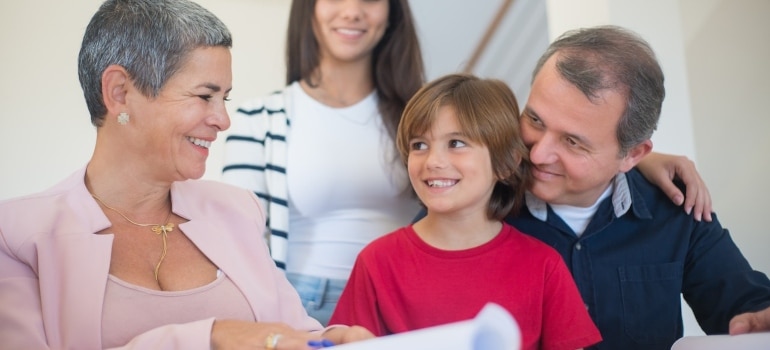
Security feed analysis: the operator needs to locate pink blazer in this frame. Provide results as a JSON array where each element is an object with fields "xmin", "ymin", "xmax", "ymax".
[{"xmin": 0, "ymin": 167, "xmax": 321, "ymax": 349}]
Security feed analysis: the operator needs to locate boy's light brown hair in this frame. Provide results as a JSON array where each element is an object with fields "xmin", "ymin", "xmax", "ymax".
[{"xmin": 396, "ymin": 73, "xmax": 531, "ymax": 219}]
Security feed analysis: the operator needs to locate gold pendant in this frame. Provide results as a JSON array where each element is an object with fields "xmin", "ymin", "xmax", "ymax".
[{"xmin": 151, "ymin": 223, "xmax": 174, "ymax": 235}]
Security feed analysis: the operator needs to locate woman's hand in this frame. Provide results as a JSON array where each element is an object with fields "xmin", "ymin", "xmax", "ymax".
[
  {"xmin": 211, "ymin": 320, "xmax": 323, "ymax": 350},
  {"xmin": 322, "ymin": 325, "xmax": 375, "ymax": 345},
  {"xmin": 637, "ymin": 152, "xmax": 713, "ymax": 221}
]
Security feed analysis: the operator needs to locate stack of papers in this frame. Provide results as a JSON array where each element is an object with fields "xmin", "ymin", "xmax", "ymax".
[
  {"xmin": 671, "ymin": 332, "xmax": 770, "ymax": 350},
  {"xmin": 332, "ymin": 303, "xmax": 521, "ymax": 350}
]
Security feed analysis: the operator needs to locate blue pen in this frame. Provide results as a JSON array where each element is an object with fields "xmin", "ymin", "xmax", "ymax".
[{"xmin": 308, "ymin": 339, "xmax": 335, "ymax": 348}]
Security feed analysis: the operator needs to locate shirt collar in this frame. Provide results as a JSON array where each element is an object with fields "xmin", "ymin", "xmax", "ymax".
[{"xmin": 525, "ymin": 172, "xmax": 637, "ymax": 221}]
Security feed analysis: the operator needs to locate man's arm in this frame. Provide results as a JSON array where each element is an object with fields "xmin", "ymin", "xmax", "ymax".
[{"xmin": 683, "ymin": 219, "xmax": 770, "ymax": 333}]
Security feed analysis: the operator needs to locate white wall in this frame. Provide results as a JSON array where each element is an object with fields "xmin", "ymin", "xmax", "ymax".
[
  {"xmin": 682, "ymin": 0, "xmax": 770, "ymax": 304},
  {"xmin": 0, "ymin": 0, "xmax": 290, "ymax": 199},
  {"xmin": 409, "ymin": 1, "xmax": 499, "ymax": 80},
  {"xmin": 0, "ymin": 1, "xmax": 101, "ymax": 198}
]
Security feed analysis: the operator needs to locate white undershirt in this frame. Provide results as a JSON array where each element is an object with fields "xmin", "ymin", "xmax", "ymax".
[
  {"xmin": 285, "ymin": 82, "xmax": 420, "ymax": 279},
  {"xmin": 549, "ymin": 185, "xmax": 613, "ymax": 236}
]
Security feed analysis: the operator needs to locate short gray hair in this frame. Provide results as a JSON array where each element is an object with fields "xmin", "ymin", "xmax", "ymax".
[
  {"xmin": 532, "ymin": 25, "xmax": 665, "ymax": 156},
  {"xmin": 78, "ymin": 0, "xmax": 232, "ymax": 126}
]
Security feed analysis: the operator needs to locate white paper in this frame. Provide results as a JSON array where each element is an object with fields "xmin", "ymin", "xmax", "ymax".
[
  {"xmin": 671, "ymin": 332, "xmax": 770, "ymax": 350},
  {"xmin": 332, "ymin": 303, "xmax": 521, "ymax": 350}
]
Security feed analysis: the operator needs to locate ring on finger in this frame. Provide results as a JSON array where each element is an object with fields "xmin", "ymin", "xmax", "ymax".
[{"xmin": 265, "ymin": 333, "xmax": 282, "ymax": 350}]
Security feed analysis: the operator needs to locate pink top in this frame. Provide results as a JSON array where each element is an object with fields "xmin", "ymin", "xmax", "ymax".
[
  {"xmin": 102, "ymin": 273, "xmax": 255, "ymax": 348},
  {"xmin": 0, "ymin": 167, "xmax": 322, "ymax": 350}
]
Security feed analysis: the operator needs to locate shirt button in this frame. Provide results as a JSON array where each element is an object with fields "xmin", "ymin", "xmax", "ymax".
[{"xmin": 575, "ymin": 242, "xmax": 582, "ymax": 250}]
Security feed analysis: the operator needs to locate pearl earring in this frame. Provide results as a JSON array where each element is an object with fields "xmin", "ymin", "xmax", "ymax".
[{"xmin": 117, "ymin": 112, "xmax": 130, "ymax": 125}]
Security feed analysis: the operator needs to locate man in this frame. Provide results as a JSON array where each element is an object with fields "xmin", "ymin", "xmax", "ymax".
[{"xmin": 508, "ymin": 25, "xmax": 770, "ymax": 349}]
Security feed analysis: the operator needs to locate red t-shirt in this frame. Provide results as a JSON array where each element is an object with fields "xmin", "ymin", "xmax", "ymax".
[{"xmin": 330, "ymin": 223, "xmax": 601, "ymax": 350}]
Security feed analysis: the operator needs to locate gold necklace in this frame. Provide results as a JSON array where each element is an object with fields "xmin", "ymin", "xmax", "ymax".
[{"xmin": 91, "ymin": 193, "xmax": 174, "ymax": 282}]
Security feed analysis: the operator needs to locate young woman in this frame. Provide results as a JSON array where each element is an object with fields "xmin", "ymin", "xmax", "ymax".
[{"xmin": 222, "ymin": 0, "xmax": 424, "ymax": 325}]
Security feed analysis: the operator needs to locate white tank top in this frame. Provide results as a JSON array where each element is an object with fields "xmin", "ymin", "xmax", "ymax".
[{"xmin": 286, "ymin": 82, "xmax": 420, "ymax": 279}]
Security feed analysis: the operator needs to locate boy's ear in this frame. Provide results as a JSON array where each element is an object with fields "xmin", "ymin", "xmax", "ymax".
[
  {"xmin": 619, "ymin": 139, "xmax": 653, "ymax": 173},
  {"xmin": 101, "ymin": 64, "xmax": 130, "ymax": 115}
]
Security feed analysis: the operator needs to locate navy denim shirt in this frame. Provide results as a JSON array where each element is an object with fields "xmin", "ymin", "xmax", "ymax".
[{"xmin": 508, "ymin": 168, "xmax": 770, "ymax": 349}]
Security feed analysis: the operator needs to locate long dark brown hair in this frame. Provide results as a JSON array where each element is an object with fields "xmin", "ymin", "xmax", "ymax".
[{"xmin": 286, "ymin": 0, "xmax": 425, "ymax": 141}]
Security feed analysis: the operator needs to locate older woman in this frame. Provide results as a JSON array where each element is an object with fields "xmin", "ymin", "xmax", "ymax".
[{"xmin": 0, "ymin": 0, "xmax": 370, "ymax": 349}]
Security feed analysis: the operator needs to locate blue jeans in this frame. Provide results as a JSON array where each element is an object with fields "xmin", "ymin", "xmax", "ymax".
[{"xmin": 286, "ymin": 273, "xmax": 347, "ymax": 326}]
